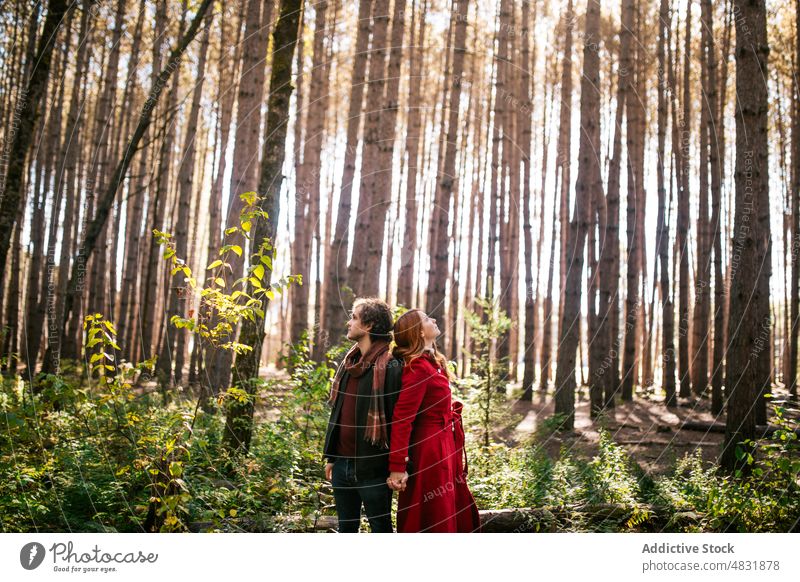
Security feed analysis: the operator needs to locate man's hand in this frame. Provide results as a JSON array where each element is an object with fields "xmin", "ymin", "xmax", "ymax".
[
  {"xmin": 325, "ymin": 462, "xmax": 334, "ymax": 481},
  {"xmin": 387, "ymin": 471, "xmax": 408, "ymax": 491}
]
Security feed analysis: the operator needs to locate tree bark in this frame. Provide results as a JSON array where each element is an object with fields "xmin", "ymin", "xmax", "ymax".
[
  {"xmin": 554, "ymin": 0, "xmax": 602, "ymax": 430},
  {"xmin": 224, "ymin": 0, "xmax": 303, "ymax": 455},
  {"xmin": 347, "ymin": 0, "xmax": 391, "ymax": 295},
  {"xmin": 426, "ymin": 0, "xmax": 468, "ymax": 353},
  {"xmin": 321, "ymin": 0, "xmax": 372, "ymax": 347},
  {"xmin": 658, "ymin": 0, "xmax": 676, "ymax": 408},
  {"xmin": 677, "ymin": 0, "xmax": 693, "ymax": 399},
  {"xmin": 722, "ymin": 0, "xmax": 770, "ymax": 473}
]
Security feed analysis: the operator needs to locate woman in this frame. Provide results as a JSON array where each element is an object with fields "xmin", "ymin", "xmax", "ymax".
[{"xmin": 387, "ymin": 309, "xmax": 480, "ymax": 532}]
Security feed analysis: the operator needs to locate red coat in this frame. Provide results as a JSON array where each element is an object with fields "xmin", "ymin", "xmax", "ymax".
[{"xmin": 389, "ymin": 353, "xmax": 480, "ymax": 533}]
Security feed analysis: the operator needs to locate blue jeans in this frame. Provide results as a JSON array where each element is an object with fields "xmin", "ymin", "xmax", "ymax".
[{"xmin": 330, "ymin": 458, "xmax": 393, "ymax": 533}]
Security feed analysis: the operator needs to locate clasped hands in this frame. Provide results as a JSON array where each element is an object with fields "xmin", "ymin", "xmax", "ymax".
[{"xmin": 386, "ymin": 471, "xmax": 408, "ymax": 491}]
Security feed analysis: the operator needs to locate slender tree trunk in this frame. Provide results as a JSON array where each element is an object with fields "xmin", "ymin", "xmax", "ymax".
[
  {"xmin": 722, "ymin": 0, "xmax": 770, "ymax": 473},
  {"xmin": 397, "ymin": 0, "xmax": 426, "ymax": 309},
  {"xmin": 541, "ymin": 5, "xmax": 574, "ymax": 393},
  {"xmin": 676, "ymin": 0, "xmax": 693, "ymax": 398},
  {"xmin": 225, "ymin": 0, "xmax": 303, "ymax": 455},
  {"xmin": 199, "ymin": 4, "xmax": 245, "ymax": 406},
  {"xmin": 711, "ymin": 0, "xmax": 732, "ymax": 414},
  {"xmin": 693, "ymin": 0, "xmax": 715, "ymax": 398},
  {"xmin": 603, "ymin": 0, "xmax": 629, "ymax": 408},
  {"xmin": 427, "ymin": 0, "xmax": 468, "ymax": 354},
  {"xmin": 555, "ymin": 0, "xmax": 602, "ymax": 430},
  {"xmin": 521, "ymin": 0, "xmax": 537, "ymax": 401},
  {"xmin": 209, "ymin": 0, "xmax": 272, "ymax": 394},
  {"xmin": 621, "ymin": 0, "xmax": 643, "ymax": 402},
  {"xmin": 348, "ymin": 0, "xmax": 391, "ymax": 295},
  {"xmin": 790, "ymin": 0, "xmax": 800, "ymax": 401},
  {"xmin": 159, "ymin": 19, "xmax": 210, "ymax": 387},
  {"xmin": 557, "ymin": 3, "xmax": 574, "ymax": 336},
  {"xmin": 322, "ymin": 0, "xmax": 372, "ymax": 345},
  {"xmin": 658, "ymin": 0, "xmax": 676, "ymax": 407}
]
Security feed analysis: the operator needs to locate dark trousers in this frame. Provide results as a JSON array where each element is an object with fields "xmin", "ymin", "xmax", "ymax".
[{"xmin": 330, "ymin": 458, "xmax": 393, "ymax": 533}]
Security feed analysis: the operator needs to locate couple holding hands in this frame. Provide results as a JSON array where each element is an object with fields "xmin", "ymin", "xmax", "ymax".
[{"xmin": 322, "ymin": 297, "xmax": 481, "ymax": 533}]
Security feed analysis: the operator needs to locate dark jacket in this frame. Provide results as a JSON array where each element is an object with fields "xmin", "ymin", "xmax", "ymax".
[{"xmin": 323, "ymin": 356, "xmax": 403, "ymax": 481}]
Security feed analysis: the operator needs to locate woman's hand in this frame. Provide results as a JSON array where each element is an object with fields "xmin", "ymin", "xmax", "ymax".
[
  {"xmin": 325, "ymin": 462, "xmax": 334, "ymax": 481},
  {"xmin": 387, "ymin": 471, "xmax": 408, "ymax": 491}
]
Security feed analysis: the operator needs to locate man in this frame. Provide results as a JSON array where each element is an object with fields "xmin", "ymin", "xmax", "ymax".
[{"xmin": 322, "ymin": 297, "xmax": 403, "ymax": 532}]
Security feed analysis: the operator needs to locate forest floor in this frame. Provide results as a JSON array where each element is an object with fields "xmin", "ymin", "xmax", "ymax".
[
  {"xmin": 504, "ymin": 385, "xmax": 800, "ymax": 476},
  {"xmin": 246, "ymin": 364, "xmax": 799, "ymax": 477}
]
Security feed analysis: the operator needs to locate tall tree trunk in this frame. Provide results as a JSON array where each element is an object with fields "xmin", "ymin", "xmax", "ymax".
[
  {"xmin": 557, "ymin": 2, "xmax": 574, "ymax": 336},
  {"xmin": 224, "ymin": 0, "xmax": 303, "ymax": 455},
  {"xmin": 693, "ymin": 0, "xmax": 714, "ymax": 398},
  {"xmin": 159, "ymin": 18, "xmax": 211, "ymax": 387},
  {"xmin": 322, "ymin": 0, "xmax": 372, "ymax": 345},
  {"xmin": 296, "ymin": 1, "xmax": 335, "ymax": 360},
  {"xmin": 347, "ymin": 0, "xmax": 391, "ymax": 295},
  {"xmin": 200, "ymin": 4, "xmax": 245, "ymax": 407},
  {"xmin": 209, "ymin": 0, "xmax": 272, "ymax": 394},
  {"xmin": 141, "ymin": 0, "xmax": 173, "ymax": 365},
  {"xmin": 603, "ymin": 0, "xmax": 629, "ymax": 408},
  {"xmin": 555, "ymin": 0, "xmax": 602, "ymax": 430},
  {"xmin": 658, "ymin": 0, "xmax": 676, "ymax": 407},
  {"xmin": 521, "ymin": 0, "xmax": 537, "ymax": 401},
  {"xmin": 621, "ymin": 0, "xmax": 642, "ymax": 402},
  {"xmin": 116, "ymin": 0, "xmax": 148, "ymax": 358},
  {"xmin": 677, "ymin": 0, "xmax": 693, "ymax": 398},
  {"xmin": 711, "ymin": 0, "xmax": 731, "ymax": 414},
  {"xmin": 722, "ymin": 0, "xmax": 770, "ymax": 473},
  {"xmin": 541, "ymin": 4, "xmax": 574, "ymax": 393},
  {"xmin": 791, "ymin": 0, "xmax": 800, "ymax": 400},
  {"xmin": 307, "ymin": 1, "xmax": 336, "ymax": 362},
  {"xmin": 397, "ymin": 0, "xmax": 426, "ymax": 309},
  {"xmin": 426, "ymin": 0, "xmax": 468, "ymax": 353}
]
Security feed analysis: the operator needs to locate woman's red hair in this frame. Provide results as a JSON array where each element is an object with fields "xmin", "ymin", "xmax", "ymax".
[{"xmin": 392, "ymin": 309, "xmax": 452, "ymax": 378}]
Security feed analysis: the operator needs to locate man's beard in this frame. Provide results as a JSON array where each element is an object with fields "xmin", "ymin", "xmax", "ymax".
[{"xmin": 348, "ymin": 329, "xmax": 365, "ymax": 341}]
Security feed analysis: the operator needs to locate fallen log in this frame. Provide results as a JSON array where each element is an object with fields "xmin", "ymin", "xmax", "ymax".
[
  {"xmin": 190, "ymin": 504, "xmax": 702, "ymax": 533},
  {"xmin": 615, "ymin": 440, "xmax": 716, "ymax": 447},
  {"xmin": 677, "ymin": 421, "xmax": 800, "ymax": 437}
]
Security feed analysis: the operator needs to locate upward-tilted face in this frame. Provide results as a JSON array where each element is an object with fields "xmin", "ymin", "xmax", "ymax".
[
  {"xmin": 417, "ymin": 312, "xmax": 440, "ymax": 342},
  {"xmin": 346, "ymin": 305, "xmax": 372, "ymax": 341}
]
